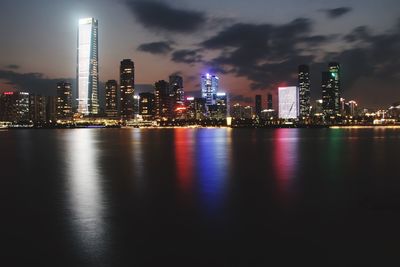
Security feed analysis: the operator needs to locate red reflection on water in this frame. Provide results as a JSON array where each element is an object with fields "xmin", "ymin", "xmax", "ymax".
[
  {"xmin": 174, "ymin": 129, "xmax": 194, "ymax": 192},
  {"xmin": 273, "ymin": 129, "xmax": 299, "ymax": 203}
]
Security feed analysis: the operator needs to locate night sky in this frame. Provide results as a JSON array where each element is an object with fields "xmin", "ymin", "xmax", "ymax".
[{"xmin": 0, "ymin": 0, "xmax": 399, "ymax": 109}]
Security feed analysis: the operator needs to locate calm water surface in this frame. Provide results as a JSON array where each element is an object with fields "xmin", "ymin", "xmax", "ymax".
[{"xmin": 1, "ymin": 128, "xmax": 400, "ymax": 266}]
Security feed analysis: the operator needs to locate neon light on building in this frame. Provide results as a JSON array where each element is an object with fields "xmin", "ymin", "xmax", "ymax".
[{"xmin": 278, "ymin": 86, "xmax": 299, "ymax": 119}]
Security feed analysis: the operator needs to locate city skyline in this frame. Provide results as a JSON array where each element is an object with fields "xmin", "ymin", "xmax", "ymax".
[{"xmin": 0, "ymin": 0, "xmax": 400, "ymax": 109}]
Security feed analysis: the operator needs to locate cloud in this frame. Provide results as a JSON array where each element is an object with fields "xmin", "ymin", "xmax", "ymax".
[
  {"xmin": 4, "ymin": 64, "xmax": 20, "ymax": 70},
  {"xmin": 200, "ymin": 18, "xmax": 315, "ymax": 89},
  {"xmin": 323, "ymin": 7, "xmax": 353, "ymax": 19},
  {"xmin": 125, "ymin": 0, "xmax": 206, "ymax": 33},
  {"xmin": 0, "ymin": 69, "xmax": 72, "ymax": 96},
  {"xmin": 137, "ymin": 41, "xmax": 173, "ymax": 54},
  {"xmin": 171, "ymin": 49, "xmax": 203, "ymax": 64}
]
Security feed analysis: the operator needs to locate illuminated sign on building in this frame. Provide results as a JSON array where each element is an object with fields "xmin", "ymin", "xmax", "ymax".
[{"xmin": 278, "ymin": 86, "xmax": 299, "ymax": 119}]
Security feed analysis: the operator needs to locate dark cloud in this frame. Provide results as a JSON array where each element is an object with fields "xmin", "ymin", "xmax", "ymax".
[
  {"xmin": 323, "ymin": 7, "xmax": 353, "ymax": 19},
  {"xmin": 137, "ymin": 41, "xmax": 173, "ymax": 54},
  {"xmin": 4, "ymin": 64, "xmax": 20, "ymax": 70},
  {"xmin": 343, "ymin": 26, "xmax": 371, "ymax": 42},
  {"xmin": 0, "ymin": 69, "xmax": 72, "ymax": 96},
  {"xmin": 171, "ymin": 49, "xmax": 203, "ymax": 64},
  {"xmin": 125, "ymin": 0, "xmax": 206, "ymax": 33},
  {"xmin": 200, "ymin": 18, "xmax": 315, "ymax": 89}
]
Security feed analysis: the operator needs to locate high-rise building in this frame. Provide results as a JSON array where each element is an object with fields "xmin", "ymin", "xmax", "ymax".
[
  {"xmin": 244, "ymin": 106, "xmax": 253, "ymax": 119},
  {"xmin": 77, "ymin": 18, "xmax": 99, "ymax": 116},
  {"xmin": 120, "ymin": 59, "xmax": 135, "ymax": 119},
  {"xmin": 155, "ymin": 80, "xmax": 172, "ymax": 119},
  {"xmin": 0, "ymin": 91, "xmax": 30, "ymax": 123},
  {"xmin": 139, "ymin": 92, "xmax": 155, "ymax": 120},
  {"xmin": 255, "ymin": 95, "xmax": 262, "ymax": 117},
  {"xmin": 209, "ymin": 93, "xmax": 228, "ymax": 119},
  {"xmin": 329, "ymin": 62, "xmax": 341, "ymax": 115},
  {"xmin": 278, "ymin": 86, "xmax": 299, "ymax": 119},
  {"xmin": 201, "ymin": 73, "xmax": 219, "ymax": 106},
  {"xmin": 105, "ymin": 80, "xmax": 118, "ymax": 118},
  {"xmin": 322, "ymin": 63, "xmax": 341, "ymax": 117},
  {"xmin": 298, "ymin": 65, "xmax": 311, "ymax": 117},
  {"xmin": 56, "ymin": 81, "xmax": 73, "ymax": 119},
  {"xmin": 267, "ymin": 93, "xmax": 273, "ymax": 110},
  {"xmin": 30, "ymin": 95, "xmax": 48, "ymax": 123},
  {"xmin": 169, "ymin": 75, "xmax": 184, "ymax": 105}
]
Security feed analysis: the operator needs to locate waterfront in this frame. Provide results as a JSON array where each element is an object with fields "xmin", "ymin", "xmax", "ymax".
[{"xmin": 2, "ymin": 128, "xmax": 400, "ymax": 266}]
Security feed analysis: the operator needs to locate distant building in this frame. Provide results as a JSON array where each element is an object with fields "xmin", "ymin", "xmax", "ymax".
[
  {"xmin": 278, "ymin": 86, "xmax": 299, "ymax": 119},
  {"xmin": 322, "ymin": 63, "xmax": 341, "ymax": 117},
  {"xmin": 347, "ymin": 100, "xmax": 358, "ymax": 117},
  {"xmin": 56, "ymin": 81, "xmax": 73, "ymax": 119},
  {"xmin": 298, "ymin": 65, "xmax": 311, "ymax": 117},
  {"xmin": 105, "ymin": 80, "xmax": 118, "ymax": 118},
  {"xmin": 209, "ymin": 92, "xmax": 228, "ymax": 119},
  {"xmin": 244, "ymin": 106, "xmax": 253, "ymax": 119},
  {"xmin": 169, "ymin": 75, "xmax": 184, "ymax": 105},
  {"xmin": 314, "ymin": 99, "xmax": 323, "ymax": 115},
  {"xmin": 255, "ymin": 95, "xmax": 262, "ymax": 117},
  {"xmin": 231, "ymin": 103, "xmax": 244, "ymax": 119},
  {"xmin": 133, "ymin": 95, "xmax": 140, "ymax": 116},
  {"xmin": 120, "ymin": 59, "xmax": 135, "ymax": 119},
  {"xmin": 154, "ymin": 80, "xmax": 172, "ymax": 119},
  {"xmin": 30, "ymin": 95, "xmax": 47, "ymax": 123},
  {"xmin": 0, "ymin": 91, "xmax": 30, "ymax": 123},
  {"xmin": 201, "ymin": 73, "xmax": 219, "ymax": 106},
  {"xmin": 267, "ymin": 93, "xmax": 273, "ymax": 110},
  {"xmin": 77, "ymin": 18, "xmax": 99, "ymax": 116},
  {"xmin": 139, "ymin": 92, "xmax": 155, "ymax": 120}
]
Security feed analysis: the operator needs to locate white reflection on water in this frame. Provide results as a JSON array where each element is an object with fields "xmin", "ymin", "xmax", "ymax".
[
  {"xmin": 65, "ymin": 129, "xmax": 107, "ymax": 257},
  {"xmin": 131, "ymin": 129, "xmax": 145, "ymax": 194}
]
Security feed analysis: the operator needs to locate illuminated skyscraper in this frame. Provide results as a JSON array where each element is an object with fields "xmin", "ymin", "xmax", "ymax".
[
  {"xmin": 56, "ymin": 81, "xmax": 73, "ymax": 119},
  {"xmin": 77, "ymin": 18, "xmax": 99, "ymax": 115},
  {"xmin": 154, "ymin": 80, "xmax": 172, "ymax": 119},
  {"xmin": 255, "ymin": 95, "xmax": 262, "ymax": 117},
  {"xmin": 329, "ymin": 62, "xmax": 341, "ymax": 115},
  {"xmin": 322, "ymin": 63, "xmax": 341, "ymax": 117},
  {"xmin": 120, "ymin": 59, "xmax": 135, "ymax": 119},
  {"xmin": 298, "ymin": 65, "xmax": 310, "ymax": 117},
  {"xmin": 278, "ymin": 86, "xmax": 299, "ymax": 119},
  {"xmin": 169, "ymin": 75, "xmax": 184, "ymax": 104},
  {"xmin": 105, "ymin": 80, "xmax": 118, "ymax": 118},
  {"xmin": 201, "ymin": 73, "xmax": 219, "ymax": 105},
  {"xmin": 267, "ymin": 93, "xmax": 273, "ymax": 110}
]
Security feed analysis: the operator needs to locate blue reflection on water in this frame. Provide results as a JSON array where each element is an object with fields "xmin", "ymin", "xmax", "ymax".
[{"xmin": 195, "ymin": 129, "xmax": 231, "ymax": 215}]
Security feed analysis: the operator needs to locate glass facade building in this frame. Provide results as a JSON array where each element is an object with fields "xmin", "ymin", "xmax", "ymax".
[
  {"xmin": 56, "ymin": 81, "xmax": 73, "ymax": 119},
  {"xmin": 105, "ymin": 80, "xmax": 118, "ymax": 118},
  {"xmin": 278, "ymin": 86, "xmax": 299, "ymax": 119},
  {"xmin": 201, "ymin": 73, "xmax": 219, "ymax": 106},
  {"xmin": 322, "ymin": 63, "xmax": 341, "ymax": 117},
  {"xmin": 77, "ymin": 18, "xmax": 99, "ymax": 116},
  {"xmin": 298, "ymin": 65, "xmax": 311, "ymax": 117},
  {"xmin": 120, "ymin": 59, "xmax": 135, "ymax": 119}
]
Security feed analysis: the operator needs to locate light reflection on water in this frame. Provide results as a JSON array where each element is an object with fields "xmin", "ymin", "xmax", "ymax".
[
  {"xmin": 273, "ymin": 129, "xmax": 299, "ymax": 204},
  {"xmin": 195, "ymin": 128, "xmax": 232, "ymax": 214},
  {"xmin": 65, "ymin": 129, "xmax": 107, "ymax": 258}
]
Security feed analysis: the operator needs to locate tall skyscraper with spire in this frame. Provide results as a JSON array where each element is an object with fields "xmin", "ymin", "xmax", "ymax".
[{"xmin": 77, "ymin": 18, "xmax": 99, "ymax": 115}]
